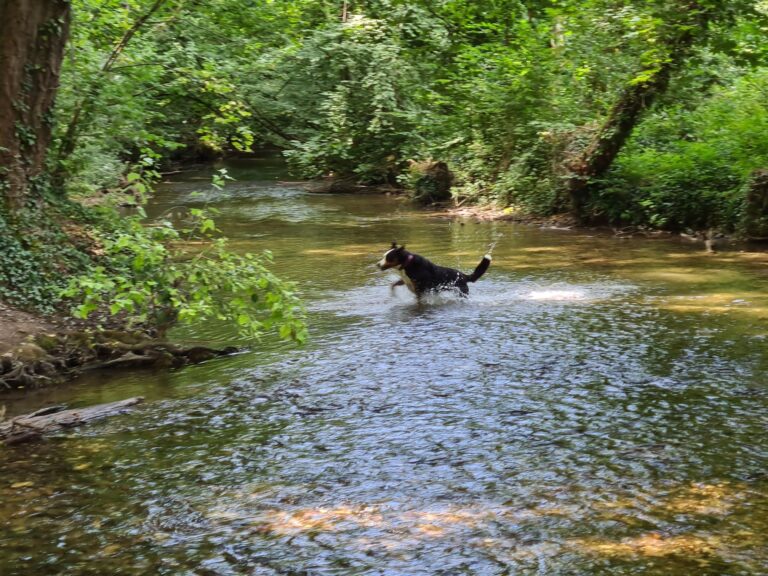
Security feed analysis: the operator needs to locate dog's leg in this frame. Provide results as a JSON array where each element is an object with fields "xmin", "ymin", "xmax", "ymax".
[
  {"xmin": 457, "ymin": 282, "xmax": 469, "ymax": 297},
  {"xmin": 390, "ymin": 279, "xmax": 405, "ymax": 293}
]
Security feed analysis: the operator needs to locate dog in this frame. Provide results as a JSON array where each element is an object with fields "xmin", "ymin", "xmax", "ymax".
[{"xmin": 376, "ymin": 242, "xmax": 491, "ymax": 298}]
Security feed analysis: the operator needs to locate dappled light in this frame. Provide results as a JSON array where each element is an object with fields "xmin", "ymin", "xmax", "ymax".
[
  {"xmin": 2, "ymin": 0, "xmax": 768, "ymax": 573},
  {"xmin": 575, "ymin": 533, "xmax": 718, "ymax": 559},
  {"xmin": 227, "ymin": 504, "xmax": 491, "ymax": 539},
  {"xmin": 187, "ymin": 478, "xmax": 768, "ymax": 572},
  {"xmin": 572, "ymin": 480, "xmax": 768, "ymax": 570},
  {"xmin": 3, "ymin": 161, "xmax": 768, "ymax": 575},
  {"xmin": 654, "ymin": 293, "xmax": 768, "ymax": 320}
]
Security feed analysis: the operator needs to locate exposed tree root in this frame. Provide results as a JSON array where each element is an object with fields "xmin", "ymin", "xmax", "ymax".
[{"xmin": 0, "ymin": 329, "xmax": 239, "ymax": 392}]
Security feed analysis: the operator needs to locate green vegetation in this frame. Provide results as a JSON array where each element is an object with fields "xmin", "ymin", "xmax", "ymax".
[
  {"xmin": 2, "ymin": 0, "xmax": 768, "ymax": 334},
  {"xmin": 61, "ymin": 204, "xmax": 307, "ymax": 342},
  {"xmin": 0, "ymin": 203, "xmax": 91, "ymax": 313},
  {"xmin": 600, "ymin": 68, "xmax": 768, "ymax": 230},
  {"xmin": 47, "ymin": 1, "xmax": 768, "ymax": 226},
  {"xmin": 0, "ymin": 0, "xmax": 307, "ymax": 342}
]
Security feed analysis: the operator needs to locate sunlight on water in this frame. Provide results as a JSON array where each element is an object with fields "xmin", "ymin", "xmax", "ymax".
[
  {"xmin": 525, "ymin": 288, "xmax": 588, "ymax": 300},
  {"xmin": 314, "ymin": 277, "xmax": 636, "ymax": 319},
  {"xmin": 1, "ymin": 158, "xmax": 767, "ymax": 576}
]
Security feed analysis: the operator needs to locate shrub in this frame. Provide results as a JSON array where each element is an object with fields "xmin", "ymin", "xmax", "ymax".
[
  {"xmin": 61, "ymin": 207, "xmax": 307, "ymax": 343},
  {"xmin": 595, "ymin": 69, "xmax": 768, "ymax": 230}
]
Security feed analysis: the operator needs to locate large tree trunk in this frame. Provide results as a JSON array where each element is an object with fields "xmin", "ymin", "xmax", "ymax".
[
  {"xmin": 566, "ymin": 6, "xmax": 707, "ymax": 222},
  {"xmin": 0, "ymin": 0, "xmax": 71, "ymax": 212}
]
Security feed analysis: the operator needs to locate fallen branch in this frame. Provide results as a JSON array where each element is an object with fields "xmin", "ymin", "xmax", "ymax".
[{"xmin": 1, "ymin": 397, "xmax": 144, "ymax": 446}]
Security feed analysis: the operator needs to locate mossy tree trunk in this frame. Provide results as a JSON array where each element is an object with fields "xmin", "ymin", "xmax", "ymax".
[
  {"xmin": 566, "ymin": 4, "xmax": 708, "ymax": 222},
  {"xmin": 0, "ymin": 0, "xmax": 71, "ymax": 212}
]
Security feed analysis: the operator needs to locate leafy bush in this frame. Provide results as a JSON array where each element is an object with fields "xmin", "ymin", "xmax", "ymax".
[
  {"xmin": 596, "ymin": 68, "xmax": 768, "ymax": 230},
  {"xmin": 61, "ymin": 206, "xmax": 307, "ymax": 343},
  {"xmin": 282, "ymin": 16, "xmax": 419, "ymax": 183}
]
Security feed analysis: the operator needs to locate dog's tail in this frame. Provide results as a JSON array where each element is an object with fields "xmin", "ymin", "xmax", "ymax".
[{"xmin": 467, "ymin": 255, "xmax": 491, "ymax": 282}]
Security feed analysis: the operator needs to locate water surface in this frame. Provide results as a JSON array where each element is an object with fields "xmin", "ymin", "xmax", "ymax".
[{"xmin": 1, "ymin": 158, "xmax": 767, "ymax": 575}]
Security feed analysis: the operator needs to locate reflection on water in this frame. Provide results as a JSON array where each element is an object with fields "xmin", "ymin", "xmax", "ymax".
[{"xmin": 1, "ymin": 157, "xmax": 767, "ymax": 575}]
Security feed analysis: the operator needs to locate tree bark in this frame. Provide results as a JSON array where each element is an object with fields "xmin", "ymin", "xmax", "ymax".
[
  {"xmin": 0, "ymin": 0, "xmax": 71, "ymax": 212},
  {"xmin": 566, "ymin": 6, "xmax": 707, "ymax": 222}
]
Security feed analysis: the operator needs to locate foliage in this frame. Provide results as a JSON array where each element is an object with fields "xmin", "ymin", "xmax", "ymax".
[
  {"xmin": 597, "ymin": 68, "xmax": 768, "ymax": 230},
  {"xmin": 48, "ymin": 0, "xmax": 768, "ymax": 232},
  {"xmin": 0, "ymin": 204, "xmax": 91, "ymax": 312},
  {"xmin": 0, "ymin": 0, "xmax": 763, "ymax": 275},
  {"xmin": 61, "ymin": 170, "xmax": 306, "ymax": 342},
  {"xmin": 282, "ymin": 16, "xmax": 420, "ymax": 183}
]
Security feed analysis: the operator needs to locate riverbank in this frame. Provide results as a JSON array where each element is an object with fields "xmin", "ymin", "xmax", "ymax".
[
  {"xmin": 0, "ymin": 301, "xmax": 78, "ymax": 391},
  {"xmin": 438, "ymin": 204, "xmax": 748, "ymax": 251},
  {"xmin": 0, "ymin": 178, "xmax": 761, "ymax": 396},
  {"xmin": 304, "ymin": 179, "xmax": 722, "ymax": 248},
  {"xmin": 0, "ymin": 301, "xmax": 237, "ymax": 395}
]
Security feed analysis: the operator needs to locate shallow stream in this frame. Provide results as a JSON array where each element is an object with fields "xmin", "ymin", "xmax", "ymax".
[{"xmin": 1, "ymin": 158, "xmax": 767, "ymax": 575}]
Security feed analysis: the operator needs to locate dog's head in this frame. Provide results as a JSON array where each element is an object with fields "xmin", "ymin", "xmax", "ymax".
[{"xmin": 377, "ymin": 242, "xmax": 408, "ymax": 270}]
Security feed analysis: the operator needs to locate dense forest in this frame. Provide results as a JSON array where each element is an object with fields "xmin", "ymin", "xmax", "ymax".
[{"xmin": 2, "ymin": 0, "xmax": 768, "ymax": 325}]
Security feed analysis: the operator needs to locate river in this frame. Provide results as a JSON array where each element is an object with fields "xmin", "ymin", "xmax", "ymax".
[{"xmin": 1, "ymin": 157, "xmax": 767, "ymax": 575}]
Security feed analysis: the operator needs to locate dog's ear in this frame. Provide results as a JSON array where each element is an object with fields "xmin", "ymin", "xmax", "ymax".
[
  {"xmin": 391, "ymin": 241, "xmax": 397, "ymax": 249},
  {"xmin": 400, "ymin": 244, "xmax": 406, "ymax": 250}
]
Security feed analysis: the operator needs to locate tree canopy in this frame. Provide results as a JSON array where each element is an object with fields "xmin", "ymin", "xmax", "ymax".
[{"xmin": 39, "ymin": 0, "xmax": 767, "ymax": 225}]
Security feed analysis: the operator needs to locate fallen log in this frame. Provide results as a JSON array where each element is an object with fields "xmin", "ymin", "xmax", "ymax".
[{"xmin": 1, "ymin": 397, "xmax": 144, "ymax": 446}]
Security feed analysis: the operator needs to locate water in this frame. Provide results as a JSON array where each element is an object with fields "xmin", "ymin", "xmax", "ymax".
[{"xmin": 2, "ymin": 157, "xmax": 767, "ymax": 575}]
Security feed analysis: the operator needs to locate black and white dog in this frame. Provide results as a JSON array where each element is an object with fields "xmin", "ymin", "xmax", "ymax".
[{"xmin": 377, "ymin": 242, "xmax": 491, "ymax": 298}]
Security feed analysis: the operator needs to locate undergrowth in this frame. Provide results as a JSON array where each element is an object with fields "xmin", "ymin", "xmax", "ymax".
[
  {"xmin": 0, "ymin": 203, "xmax": 92, "ymax": 313},
  {"xmin": 1, "ymin": 171, "xmax": 307, "ymax": 344}
]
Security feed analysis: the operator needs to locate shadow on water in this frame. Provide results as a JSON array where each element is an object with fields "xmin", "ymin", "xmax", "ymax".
[{"xmin": 1, "ymin": 157, "xmax": 768, "ymax": 575}]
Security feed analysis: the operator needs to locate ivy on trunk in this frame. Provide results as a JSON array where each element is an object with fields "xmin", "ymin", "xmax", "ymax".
[{"xmin": 0, "ymin": 0, "xmax": 71, "ymax": 211}]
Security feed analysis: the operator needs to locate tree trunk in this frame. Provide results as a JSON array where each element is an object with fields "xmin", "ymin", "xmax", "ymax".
[
  {"xmin": 0, "ymin": 0, "xmax": 71, "ymax": 212},
  {"xmin": 566, "ymin": 7, "xmax": 706, "ymax": 222}
]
